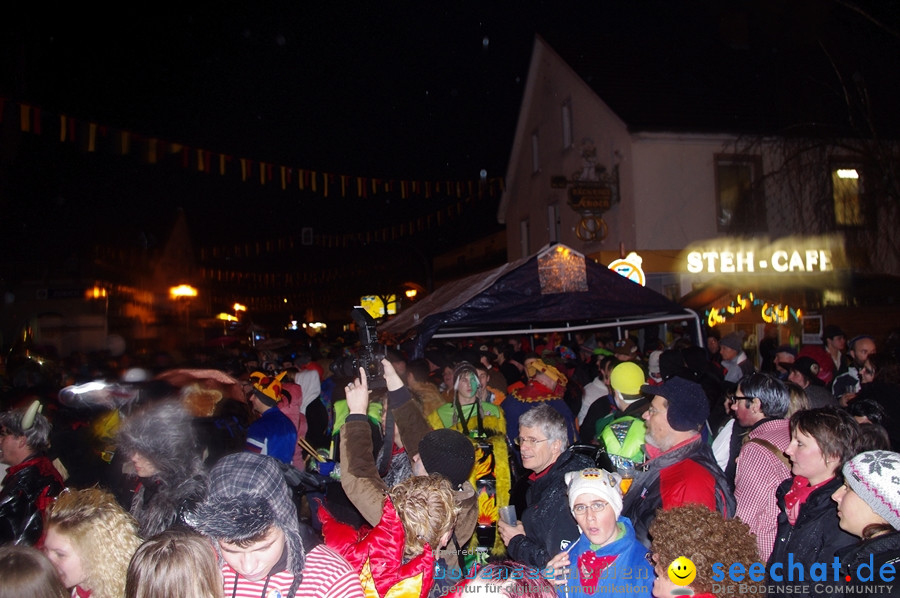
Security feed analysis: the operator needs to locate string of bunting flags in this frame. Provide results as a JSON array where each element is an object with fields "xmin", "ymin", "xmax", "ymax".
[{"xmin": 1, "ymin": 96, "xmax": 505, "ymax": 201}]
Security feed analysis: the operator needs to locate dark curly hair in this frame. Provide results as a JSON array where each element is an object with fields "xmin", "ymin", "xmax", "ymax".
[{"xmin": 649, "ymin": 505, "xmax": 760, "ymax": 596}]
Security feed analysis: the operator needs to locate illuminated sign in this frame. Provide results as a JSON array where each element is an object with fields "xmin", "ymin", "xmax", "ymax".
[
  {"xmin": 360, "ymin": 295, "xmax": 397, "ymax": 319},
  {"xmin": 608, "ymin": 252, "xmax": 646, "ymax": 286},
  {"xmin": 705, "ymin": 291, "xmax": 803, "ymax": 327},
  {"xmin": 682, "ymin": 236, "xmax": 845, "ymax": 275},
  {"xmin": 687, "ymin": 250, "xmax": 831, "ymax": 274}
]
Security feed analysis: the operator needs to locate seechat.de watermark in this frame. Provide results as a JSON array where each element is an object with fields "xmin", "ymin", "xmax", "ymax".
[{"xmin": 707, "ymin": 553, "xmax": 895, "ymax": 595}]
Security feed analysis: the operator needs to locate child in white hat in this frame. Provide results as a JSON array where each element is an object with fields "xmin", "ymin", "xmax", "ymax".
[{"xmin": 545, "ymin": 468, "xmax": 652, "ymax": 598}]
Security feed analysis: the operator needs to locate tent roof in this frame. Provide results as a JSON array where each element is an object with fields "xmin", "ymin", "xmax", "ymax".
[{"xmin": 379, "ymin": 244, "xmax": 695, "ymax": 356}]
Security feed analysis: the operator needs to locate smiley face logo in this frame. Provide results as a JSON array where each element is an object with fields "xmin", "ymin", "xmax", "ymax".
[{"xmin": 667, "ymin": 556, "xmax": 696, "ymax": 586}]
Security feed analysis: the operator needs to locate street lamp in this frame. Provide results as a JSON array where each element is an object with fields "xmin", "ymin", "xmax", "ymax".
[
  {"xmin": 170, "ymin": 284, "xmax": 198, "ymax": 300},
  {"xmin": 169, "ymin": 284, "xmax": 198, "ymax": 341}
]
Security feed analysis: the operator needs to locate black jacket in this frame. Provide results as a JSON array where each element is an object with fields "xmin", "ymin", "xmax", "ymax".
[
  {"xmin": 767, "ymin": 476, "xmax": 857, "ymax": 597},
  {"xmin": 0, "ymin": 455, "xmax": 64, "ymax": 545},
  {"xmin": 828, "ymin": 532, "xmax": 900, "ymax": 596},
  {"xmin": 506, "ymin": 447, "xmax": 594, "ymax": 568}
]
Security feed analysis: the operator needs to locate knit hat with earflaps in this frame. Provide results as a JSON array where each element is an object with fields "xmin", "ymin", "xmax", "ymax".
[{"xmin": 187, "ymin": 452, "xmax": 305, "ymax": 593}]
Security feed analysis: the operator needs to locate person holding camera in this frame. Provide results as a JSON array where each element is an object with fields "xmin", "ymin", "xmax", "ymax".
[{"xmin": 339, "ymin": 361, "xmax": 478, "ymax": 573}]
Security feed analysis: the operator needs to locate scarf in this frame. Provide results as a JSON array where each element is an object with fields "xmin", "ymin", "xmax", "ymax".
[{"xmin": 784, "ymin": 475, "xmax": 833, "ymax": 526}]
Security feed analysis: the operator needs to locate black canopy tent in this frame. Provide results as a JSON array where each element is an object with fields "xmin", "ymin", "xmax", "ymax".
[{"xmin": 379, "ymin": 244, "xmax": 701, "ymax": 358}]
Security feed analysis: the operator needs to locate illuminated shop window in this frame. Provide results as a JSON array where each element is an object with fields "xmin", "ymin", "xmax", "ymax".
[
  {"xmin": 715, "ymin": 155, "xmax": 766, "ymax": 233},
  {"xmin": 832, "ymin": 167, "xmax": 865, "ymax": 227}
]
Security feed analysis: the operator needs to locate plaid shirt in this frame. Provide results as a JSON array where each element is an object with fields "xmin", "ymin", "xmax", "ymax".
[{"xmin": 734, "ymin": 418, "xmax": 791, "ymax": 561}]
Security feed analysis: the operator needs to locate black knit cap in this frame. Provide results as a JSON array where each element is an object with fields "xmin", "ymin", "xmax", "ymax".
[{"xmin": 417, "ymin": 428, "xmax": 475, "ymax": 488}]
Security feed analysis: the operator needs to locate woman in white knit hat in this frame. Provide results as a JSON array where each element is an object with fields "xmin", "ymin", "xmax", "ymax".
[
  {"xmin": 830, "ymin": 450, "xmax": 900, "ymax": 594},
  {"xmin": 545, "ymin": 468, "xmax": 652, "ymax": 598}
]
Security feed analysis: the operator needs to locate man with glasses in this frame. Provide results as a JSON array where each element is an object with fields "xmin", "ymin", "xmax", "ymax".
[
  {"xmin": 621, "ymin": 377, "xmax": 735, "ymax": 548},
  {"xmin": 0, "ymin": 401, "xmax": 65, "ymax": 545},
  {"xmin": 497, "ymin": 404, "xmax": 594, "ymax": 567},
  {"xmin": 730, "ymin": 373, "xmax": 791, "ymax": 561}
]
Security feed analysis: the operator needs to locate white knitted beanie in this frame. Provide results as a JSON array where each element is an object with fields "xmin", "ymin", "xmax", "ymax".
[{"xmin": 843, "ymin": 450, "xmax": 900, "ymax": 531}]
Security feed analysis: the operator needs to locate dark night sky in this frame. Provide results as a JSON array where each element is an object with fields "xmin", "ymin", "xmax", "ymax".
[{"xmin": 2, "ymin": 1, "xmax": 899, "ymax": 255}]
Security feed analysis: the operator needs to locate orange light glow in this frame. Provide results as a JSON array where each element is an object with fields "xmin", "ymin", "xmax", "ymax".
[{"xmin": 169, "ymin": 284, "xmax": 198, "ymax": 299}]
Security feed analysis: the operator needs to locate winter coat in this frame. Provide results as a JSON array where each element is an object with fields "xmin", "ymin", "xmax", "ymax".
[
  {"xmin": 556, "ymin": 517, "xmax": 653, "ymax": 598},
  {"xmin": 827, "ymin": 531, "xmax": 900, "ymax": 597},
  {"xmin": 116, "ymin": 400, "xmax": 208, "ymax": 539},
  {"xmin": 130, "ymin": 473, "xmax": 206, "ymax": 538},
  {"xmin": 0, "ymin": 455, "xmax": 64, "ymax": 545},
  {"xmin": 767, "ymin": 476, "xmax": 857, "ymax": 598},
  {"xmin": 622, "ymin": 435, "xmax": 736, "ymax": 548},
  {"xmin": 506, "ymin": 448, "xmax": 595, "ymax": 568}
]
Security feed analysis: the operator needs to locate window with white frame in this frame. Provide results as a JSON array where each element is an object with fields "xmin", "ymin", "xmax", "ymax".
[
  {"xmin": 561, "ymin": 100, "xmax": 573, "ymax": 150},
  {"xmin": 547, "ymin": 203, "xmax": 560, "ymax": 243},
  {"xmin": 520, "ymin": 218, "xmax": 530, "ymax": 256}
]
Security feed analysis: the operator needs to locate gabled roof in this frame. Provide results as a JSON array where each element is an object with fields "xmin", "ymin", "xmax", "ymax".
[{"xmin": 379, "ymin": 244, "xmax": 694, "ymax": 358}]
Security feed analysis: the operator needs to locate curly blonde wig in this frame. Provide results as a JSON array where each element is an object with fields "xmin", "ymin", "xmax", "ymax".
[
  {"xmin": 45, "ymin": 488, "xmax": 142, "ymax": 598},
  {"xmin": 649, "ymin": 505, "xmax": 760, "ymax": 595},
  {"xmin": 125, "ymin": 529, "xmax": 223, "ymax": 598},
  {"xmin": 388, "ymin": 473, "xmax": 460, "ymax": 558}
]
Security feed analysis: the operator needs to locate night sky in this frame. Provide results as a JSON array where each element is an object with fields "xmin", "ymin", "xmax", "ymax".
[{"xmin": 2, "ymin": 1, "xmax": 899, "ymax": 256}]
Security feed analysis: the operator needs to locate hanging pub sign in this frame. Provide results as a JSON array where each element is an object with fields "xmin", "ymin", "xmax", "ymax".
[{"xmin": 551, "ymin": 139, "xmax": 620, "ymax": 242}]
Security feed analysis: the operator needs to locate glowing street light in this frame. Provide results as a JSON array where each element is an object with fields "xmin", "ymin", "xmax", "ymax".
[{"xmin": 169, "ymin": 284, "xmax": 198, "ymax": 299}]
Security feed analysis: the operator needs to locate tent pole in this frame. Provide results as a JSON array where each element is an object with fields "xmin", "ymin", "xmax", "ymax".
[{"xmin": 430, "ymin": 310, "xmax": 700, "ymax": 341}]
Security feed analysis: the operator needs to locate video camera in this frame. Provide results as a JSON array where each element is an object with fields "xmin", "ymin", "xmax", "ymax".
[{"xmin": 330, "ymin": 307, "xmax": 386, "ymax": 389}]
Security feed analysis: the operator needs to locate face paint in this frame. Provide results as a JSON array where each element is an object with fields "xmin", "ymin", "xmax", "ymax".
[{"xmin": 455, "ymin": 370, "xmax": 480, "ymax": 399}]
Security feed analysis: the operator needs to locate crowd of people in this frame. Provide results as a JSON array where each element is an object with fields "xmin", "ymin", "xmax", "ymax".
[{"xmin": 0, "ymin": 322, "xmax": 899, "ymax": 598}]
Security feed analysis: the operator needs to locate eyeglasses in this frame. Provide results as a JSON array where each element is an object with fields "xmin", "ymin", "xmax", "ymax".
[
  {"xmin": 515, "ymin": 437, "xmax": 550, "ymax": 447},
  {"xmin": 727, "ymin": 395, "xmax": 754, "ymax": 404},
  {"xmin": 572, "ymin": 501, "xmax": 608, "ymax": 515},
  {"xmin": 862, "ymin": 367, "xmax": 875, "ymax": 375}
]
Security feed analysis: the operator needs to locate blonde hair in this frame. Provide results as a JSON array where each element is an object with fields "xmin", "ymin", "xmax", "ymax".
[
  {"xmin": 388, "ymin": 473, "xmax": 460, "ymax": 558},
  {"xmin": 45, "ymin": 488, "xmax": 142, "ymax": 598},
  {"xmin": 784, "ymin": 381, "xmax": 810, "ymax": 417},
  {"xmin": 125, "ymin": 530, "xmax": 223, "ymax": 598}
]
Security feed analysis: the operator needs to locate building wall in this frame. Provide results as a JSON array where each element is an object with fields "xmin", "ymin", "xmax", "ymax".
[
  {"xmin": 630, "ymin": 133, "xmax": 731, "ymax": 250},
  {"xmin": 501, "ymin": 38, "xmax": 635, "ymax": 261}
]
